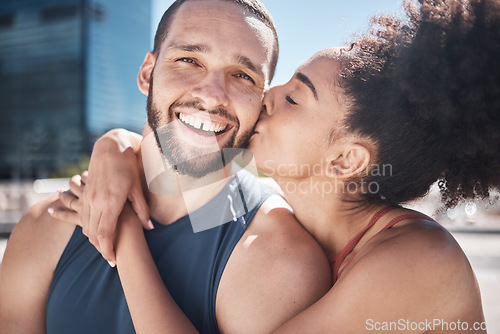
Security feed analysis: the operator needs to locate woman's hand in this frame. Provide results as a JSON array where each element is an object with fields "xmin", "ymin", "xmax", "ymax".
[
  {"xmin": 48, "ymin": 173, "xmax": 87, "ymax": 226},
  {"xmin": 49, "ymin": 129, "xmax": 152, "ymax": 264}
]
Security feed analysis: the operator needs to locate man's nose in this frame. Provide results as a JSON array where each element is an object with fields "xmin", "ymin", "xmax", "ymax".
[{"xmin": 191, "ymin": 72, "xmax": 229, "ymax": 108}]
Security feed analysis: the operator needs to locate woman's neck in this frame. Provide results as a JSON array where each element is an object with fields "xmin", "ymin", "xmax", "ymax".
[{"xmin": 276, "ymin": 175, "xmax": 379, "ymax": 259}]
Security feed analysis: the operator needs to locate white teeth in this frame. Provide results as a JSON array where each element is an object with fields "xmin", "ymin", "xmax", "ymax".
[
  {"xmin": 194, "ymin": 118, "xmax": 202, "ymax": 130},
  {"xmin": 216, "ymin": 124, "xmax": 227, "ymax": 132},
  {"xmin": 178, "ymin": 113, "xmax": 228, "ymax": 133}
]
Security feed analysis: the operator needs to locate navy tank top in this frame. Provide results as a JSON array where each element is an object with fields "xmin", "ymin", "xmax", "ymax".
[{"xmin": 46, "ymin": 170, "xmax": 274, "ymax": 333}]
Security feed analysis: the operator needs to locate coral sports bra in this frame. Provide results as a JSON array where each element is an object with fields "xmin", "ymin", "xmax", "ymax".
[{"xmin": 329, "ymin": 206, "xmax": 436, "ymax": 284}]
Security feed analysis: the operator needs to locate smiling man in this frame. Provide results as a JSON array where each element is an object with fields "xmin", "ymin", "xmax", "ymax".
[{"xmin": 0, "ymin": 0, "xmax": 331, "ymax": 333}]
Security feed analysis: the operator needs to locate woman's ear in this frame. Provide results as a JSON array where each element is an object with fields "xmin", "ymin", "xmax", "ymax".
[
  {"xmin": 137, "ymin": 52, "xmax": 156, "ymax": 95},
  {"xmin": 327, "ymin": 143, "xmax": 371, "ymax": 178}
]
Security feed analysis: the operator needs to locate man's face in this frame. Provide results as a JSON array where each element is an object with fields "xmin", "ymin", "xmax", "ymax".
[{"xmin": 140, "ymin": 0, "xmax": 275, "ymax": 178}]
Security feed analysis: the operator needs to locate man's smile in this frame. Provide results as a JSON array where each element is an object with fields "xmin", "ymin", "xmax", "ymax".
[
  {"xmin": 178, "ymin": 112, "xmax": 229, "ymax": 135},
  {"xmin": 173, "ymin": 111, "xmax": 235, "ymax": 145}
]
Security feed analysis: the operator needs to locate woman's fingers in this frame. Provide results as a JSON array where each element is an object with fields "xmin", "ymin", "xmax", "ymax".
[
  {"xmin": 87, "ymin": 207, "xmax": 102, "ymax": 249},
  {"xmin": 48, "ymin": 190, "xmax": 82, "ymax": 226},
  {"xmin": 69, "ymin": 174, "xmax": 84, "ymax": 198},
  {"xmin": 129, "ymin": 179, "xmax": 153, "ymax": 230},
  {"xmin": 48, "ymin": 205, "xmax": 82, "ymax": 226},
  {"xmin": 58, "ymin": 190, "xmax": 82, "ymax": 213},
  {"xmin": 95, "ymin": 209, "xmax": 122, "ymax": 263},
  {"xmin": 81, "ymin": 187, "xmax": 92, "ymax": 236},
  {"xmin": 81, "ymin": 171, "xmax": 88, "ymax": 185}
]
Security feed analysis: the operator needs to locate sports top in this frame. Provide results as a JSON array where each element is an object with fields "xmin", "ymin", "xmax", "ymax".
[
  {"xmin": 329, "ymin": 206, "xmax": 435, "ymax": 284},
  {"xmin": 46, "ymin": 169, "xmax": 274, "ymax": 333}
]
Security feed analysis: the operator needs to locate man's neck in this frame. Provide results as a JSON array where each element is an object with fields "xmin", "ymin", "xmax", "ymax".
[
  {"xmin": 138, "ymin": 126, "xmax": 237, "ymax": 225},
  {"xmin": 140, "ymin": 157, "xmax": 236, "ymax": 226}
]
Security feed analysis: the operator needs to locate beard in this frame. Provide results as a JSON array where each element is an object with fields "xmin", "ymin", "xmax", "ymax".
[{"xmin": 146, "ymin": 76, "xmax": 254, "ymax": 178}]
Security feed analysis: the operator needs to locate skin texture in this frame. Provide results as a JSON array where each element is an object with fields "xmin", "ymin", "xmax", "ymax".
[
  {"xmin": 258, "ymin": 52, "xmax": 485, "ymax": 333},
  {"xmin": 0, "ymin": 1, "xmax": 332, "ymax": 333},
  {"xmin": 50, "ymin": 51, "xmax": 486, "ymax": 334},
  {"xmin": 2, "ymin": 0, "xmax": 489, "ymax": 332},
  {"xmin": 81, "ymin": 0, "xmax": 277, "ymax": 263},
  {"xmin": 0, "ymin": 197, "xmax": 75, "ymax": 334}
]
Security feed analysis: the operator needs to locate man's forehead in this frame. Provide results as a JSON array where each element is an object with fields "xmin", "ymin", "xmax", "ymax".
[
  {"xmin": 162, "ymin": 2, "xmax": 273, "ymax": 77},
  {"xmin": 168, "ymin": 0, "xmax": 273, "ymax": 50},
  {"xmin": 173, "ymin": 0, "xmax": 249, "ymax": 25}
]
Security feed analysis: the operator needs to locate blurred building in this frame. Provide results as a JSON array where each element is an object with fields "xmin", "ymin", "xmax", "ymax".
[{"xmin": 0, "ymin": 0, "xmax": 151, "ymax": 179}]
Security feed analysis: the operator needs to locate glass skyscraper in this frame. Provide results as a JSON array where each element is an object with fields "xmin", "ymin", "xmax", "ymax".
[{"xmin": 0, "ymin": 0, "xmax": 151, "ymax": 179}]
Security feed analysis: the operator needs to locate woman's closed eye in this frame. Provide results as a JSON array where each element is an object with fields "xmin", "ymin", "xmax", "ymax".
[{"xmin": 286, "ymin": 96, "xmax": 298, "ymax": 105}]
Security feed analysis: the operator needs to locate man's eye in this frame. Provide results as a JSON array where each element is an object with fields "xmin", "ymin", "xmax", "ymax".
[
  {"xmin": 177, "ymin": 58, "xmax": 196, "ymax": 64},
  {"xmin": 286, "ymin": 96, "xmax": 298, "ymax": 105},
  {"xmin": 236, "ymin": 73, "xmax": 255, "ymax": 84}
]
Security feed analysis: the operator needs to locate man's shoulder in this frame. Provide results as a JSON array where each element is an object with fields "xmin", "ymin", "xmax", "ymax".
[
  {"xmin": 0, "ymin": 197, "xmax": 76, "ymax": 332},
  {"xmin": 243, "ymin": 194, "xmax": 330, "ymax": 276},
  {"xmin": 4, "ymin": 196, "xmax": 76, "ymax": 271},
  {"xmin": 249, "ymin": 194, "xmax": 319, "ymax": 253},
  {"xmin": 216, "ymin": 194, "xmax": 331, "ymax": 333}
]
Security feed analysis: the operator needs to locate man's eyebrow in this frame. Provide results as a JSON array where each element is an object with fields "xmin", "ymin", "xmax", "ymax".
[
  {"xmin": 296, "ymin": 72, "xmax": 318, "ymax": 100},
  {"xmin": 235, "ymin": 55, "xmax": 264, "ymax": 79},
  {"xmin": 166, "ymin": 43, "xmax": 210, "ymax": 53}
]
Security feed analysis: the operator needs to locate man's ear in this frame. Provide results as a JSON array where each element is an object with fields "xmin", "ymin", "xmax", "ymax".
[
  {"xmin": 327, "ymin": 143, "xmax": 371, "ymax": 178},
  {"xmin": 137, "ymin": 52, "xmax": 156, "ymax": 95}
]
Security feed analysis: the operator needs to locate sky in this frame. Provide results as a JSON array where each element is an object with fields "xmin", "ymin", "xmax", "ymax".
[{"xmin": 152, "ymin": 0, "xmax": 405, "ymax": 85}]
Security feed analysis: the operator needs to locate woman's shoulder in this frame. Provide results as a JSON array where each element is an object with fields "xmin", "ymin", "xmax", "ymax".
[
  {"xmin": 372, "ymin": 209, "xmax": 464, "ymax": 267},
  {"xmin": 355, "ymin": 209, "xmax": 470, "ymax": 283},
  {"xmin": 343, "ymin": 210, "xmax": 483, "ymax": 321}
]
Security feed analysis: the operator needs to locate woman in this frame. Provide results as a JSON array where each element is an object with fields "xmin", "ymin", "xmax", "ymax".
[{"xmin": 52, "ymin": 0, "xmax": 498, "ymax": 332}]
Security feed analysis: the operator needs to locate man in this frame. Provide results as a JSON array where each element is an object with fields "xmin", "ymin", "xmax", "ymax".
[{"xmin": 0, "ymin": 0, "xmax": 331, "ymax": 333}]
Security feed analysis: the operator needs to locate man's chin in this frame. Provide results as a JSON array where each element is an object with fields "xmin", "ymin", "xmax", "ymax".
[{"xmin": 169, "ymin": 151, "xmax": 226, "ymax": 179}]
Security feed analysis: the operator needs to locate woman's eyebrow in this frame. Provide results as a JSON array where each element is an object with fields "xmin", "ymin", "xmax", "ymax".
[{"xmin": 296, "ymin": 72, "xmax": 318, "ymax": 100}]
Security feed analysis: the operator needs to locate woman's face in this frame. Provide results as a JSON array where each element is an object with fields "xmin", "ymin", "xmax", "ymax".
[{"xmin": 249, "ymin": 52, "xmax": 345, "ymax": 180}]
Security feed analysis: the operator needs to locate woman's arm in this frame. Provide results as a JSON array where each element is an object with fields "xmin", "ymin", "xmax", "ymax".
[
  {"xmin": 114, "ymin": 205, "xmax": 198, "ymax": 334},
  {"xmin": 52, "ymin": 174, "xmax": 198, "ymax": 333},
  {"xmin": 270, "ymin": 223, "xmax": 485, "ymax": 333},
  {"xmin": 49, "ymin": 128, "xmax": 152, "ymax": 265}
]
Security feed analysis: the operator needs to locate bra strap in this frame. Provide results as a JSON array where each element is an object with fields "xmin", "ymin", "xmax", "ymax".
[{"xmin": 329, "ymin": 206, "xmax": 395, "ymax": 283}]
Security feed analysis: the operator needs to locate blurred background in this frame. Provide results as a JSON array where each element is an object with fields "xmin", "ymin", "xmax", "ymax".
[{"xmin": 0, "ymin": 0, "xmax": 498, "ymax": 332}]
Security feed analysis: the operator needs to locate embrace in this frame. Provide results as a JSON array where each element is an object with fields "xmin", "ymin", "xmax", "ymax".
[{"xmin": 1, "ymin": 0, "xmax": 498, "ymax": 333}]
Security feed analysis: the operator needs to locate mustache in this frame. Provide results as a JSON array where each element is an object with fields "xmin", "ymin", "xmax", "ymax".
[{"xmin": 170, "ymin": 101, "xmax": 239, "ymax": 125}]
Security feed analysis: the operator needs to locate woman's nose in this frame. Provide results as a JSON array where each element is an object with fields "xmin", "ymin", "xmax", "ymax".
[{"xmin": 262, "ymin": 88, "xmax": 275, "ymax": 116}]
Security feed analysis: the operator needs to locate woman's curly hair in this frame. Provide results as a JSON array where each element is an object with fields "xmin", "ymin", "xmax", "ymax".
[{"xmin": 340, "ymin": 0, "xmax": 500, "ymax": 207}]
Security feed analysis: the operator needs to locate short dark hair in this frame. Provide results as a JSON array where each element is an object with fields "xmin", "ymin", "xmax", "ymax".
[
  {"xmin": 339, "ymin": 0, "xmax": 500, "ymax": 207},
  {"xmin": 152, "ymin": 0, "xmax": 279, "ymax": 81}
]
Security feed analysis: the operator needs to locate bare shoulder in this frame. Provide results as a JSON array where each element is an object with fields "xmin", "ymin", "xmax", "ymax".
[
  {"xmin": 337, "ymin": 217, "xmax": 484, "ymax": 328},
  {"xmin": 273, "ymin": 217, "xmax": 485, "ymax": 334},
  {"xmin": 358, "ymin": 218, "xmax": 475, "ymax": 288},
  {"xmin": 244, "ymin": 194, "xmax": 331, "ymax": 289},
  {"xmin": 4, "ymin": 196, "xmax": 76, "ymax": 268},
  {"xmin": 216, "ymin": 194, "xmax": 331, "ymax": 334},
  {"xmin": 247, "ymin": 194, "xmax": 324, "ymax": 251},
  {"xmin": 243, "ymin": 194, "xmax": 330, "ymax": 281},
  {"xmin": 0, "ymin": 196, "xmax": 76, "ymax": 334}
]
